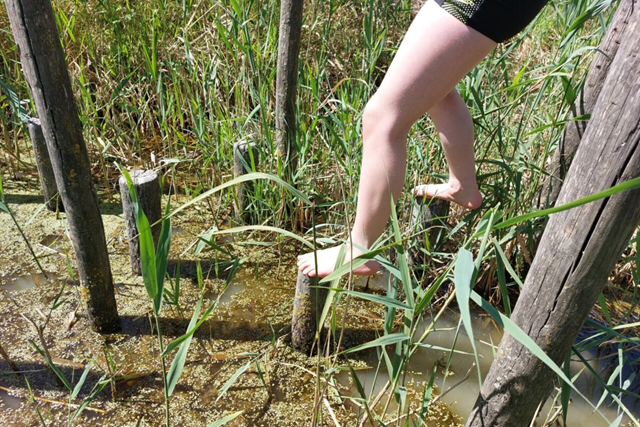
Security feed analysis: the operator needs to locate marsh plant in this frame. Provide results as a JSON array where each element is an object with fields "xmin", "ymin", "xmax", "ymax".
[
  {"xmin": 0, "ymin": 0, "xmax": 639, "ymax": 425},
  {"xmin": 120, "ymin": 167, "xmax": 235, "ymax": 427}
]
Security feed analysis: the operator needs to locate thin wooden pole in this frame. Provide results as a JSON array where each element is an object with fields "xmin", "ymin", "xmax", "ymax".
[
  {"xmin": 275, "ymin": 0, "xmax": 304, "ymax": 175},
  {"xmin": 27, "ymin": 118, "xmax": 62, "ymax": 212},
  {"xmin": 6, "ymin": 0, "xmax": 119, "ymax": 332}
]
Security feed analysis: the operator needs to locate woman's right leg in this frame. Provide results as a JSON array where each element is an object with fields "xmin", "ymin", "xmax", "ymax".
[
  {"xmin": 413, "ymin": 89, "xmax": 483, "ymax": 209},
  {"xmin": 298, "ymin": 1, "xmax": 497, "ymax": 278}
]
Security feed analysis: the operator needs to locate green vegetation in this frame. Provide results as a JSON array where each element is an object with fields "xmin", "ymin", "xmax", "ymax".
[{"xmin": 0, "ymin": 0, "xmax": 638, "ymax": 426}]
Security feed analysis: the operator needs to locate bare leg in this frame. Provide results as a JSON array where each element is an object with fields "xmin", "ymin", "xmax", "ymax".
[
  {"xmin": 298, "ymin": 1, "xmax": 496, "ymax": 277},
  {"xmin": 412, "ymin": 90, "xmax": 483, "ymax": 209}
]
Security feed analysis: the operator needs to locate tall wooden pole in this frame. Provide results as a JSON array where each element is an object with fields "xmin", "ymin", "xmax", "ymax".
[
  {"xmin": 275, "ymin": 0, "xmax": 304, "ymax": 176},
  {"xmin": 466, "ymin": 7, "xmax": 640, "ymax": 425},
  {"xmin": 6, "ymin": 0, "xmax": 120, "ymax": 333}
]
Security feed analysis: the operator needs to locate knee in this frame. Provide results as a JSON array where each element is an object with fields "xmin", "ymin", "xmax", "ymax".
[{"xmin": 362, "ymin": 95, "xmax": 411, "ymax": 142}]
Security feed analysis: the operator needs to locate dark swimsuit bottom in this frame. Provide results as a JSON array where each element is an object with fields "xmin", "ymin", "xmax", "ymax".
[{"xmin": 435, "ymin": 0, "xmax": 549, "ymax": 43}]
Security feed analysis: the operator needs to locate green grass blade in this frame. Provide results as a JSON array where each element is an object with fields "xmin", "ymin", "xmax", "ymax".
[
  {"xmin": 341, "ymin": 333, "xmax": 409, "ymax": 354},
  {"xmin": 216, "ymin": 361, "xmax": 251, "ymax": 402},
  {"xmin": 153, "ymin": 199, "xmax": 172, "ymax": 315},
  {"xmin": 203, "ymin": 224, "xmax": 314, "ymax": 249},
  {"xmin": 168, "ymin": 172, "xmax": 311, "ymax": 220},
  {"xmin": 419, "ymin": 363, "xmax": 438, "ymax": 423},
  {"xmin": 469, "ymin": 290, "xmax": 621, "ymax": 422},
  {"xmin": 488, "ymin": 176, "xmax": 640, "ymax": 233},
  {"xmin": 330, "ymin": 289, "xmax": 411, "ymax": 311},
  {"xmin": 120, "ymin": 167, "xmax": 158, "ymax": 299},
  {"xmin": 493, "ymin": 237, "xmax": 525, "ymax": 290},
  {"xmin": 207, "ymin": 411, "xmax": 244, "ymax": 427},
  {"xmin": 389, "ymin": 195, "xmax": 414, "ymax": 311},
  {"xmin": 319, "ymin": 247, "xmax": 386, "ymax": 284},
  {"xmin": 161, "ymin": 299, "xmax": 218, "ymax": 357},
  {"xmin": 71, "ymin": 362, "xmax": 94, "ymax": 400},
  {"xmin": 166, "ymin": 294, "xmax": 202, "ymax": 396},
  {"xmin": 455, "ymin": 248, "xmax": 482, "ymax": 384},
  {"xmin": 317, "ymin": 245, "xmax": 346, "ymax": 342},
  {"xmin": 31, "ymin": 341, "xmax": 72, "ymax": 391},
  {"xmin": 70, "ymin": 376, "xmax": 110, "ymax": 422}
]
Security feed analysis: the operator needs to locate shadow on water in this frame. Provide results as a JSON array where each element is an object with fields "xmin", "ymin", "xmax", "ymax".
[{"xmin": 2, "ymin": 194, "xmax": 47, "ymax": 205}]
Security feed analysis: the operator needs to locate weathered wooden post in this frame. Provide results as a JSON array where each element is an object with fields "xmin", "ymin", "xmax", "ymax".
[
  {"xmin": 275, "ymin": 0, "xmax": 304, "ymax": 175},
  {"xmin": 409, "ymin": 197, "xmax": 450, "ymax": 268},
  {"xmin": 27, "ymin": 118, "xmax": 62, "ymax": 212},
  {"xmin": 466, "ymin": 7, "xmax": 640, "ymax": 425},
  {"xmin": 536, "ymin": 0, "xmax": 633, "ymax": 212},
  {"xmin": 6, "ymin": 0, "xmax": 119, "ymax": 332},
  {"xmin": 291, "ymin": 271, "xmax": 327, "ymax": 353},
  {"xmin": 233, "ymin": 141, "xmax": 259, "ymax": 223},
  {"xmin": 119, "ymin": 170, "xmax": 162, "ymax": 275}
]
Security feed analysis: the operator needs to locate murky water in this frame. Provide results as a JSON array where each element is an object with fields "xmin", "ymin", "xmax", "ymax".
[
  {"xmin": 0, "ymin": 388, "xmax": 24, "ymax": 410},
  {"xmin": 216, "ymin": 270, "xmax": 638, "ymax": 424},
  {"xmin": 0, "ymin": 262, "xmax": 637, "ymax": 426},
  {"xmin": 338, "ymin": 307, "xmax": 639, "ymax": 426},
  {"xmin": 0, "ymin": 272, "xmax": 56, "ymax": 293}
]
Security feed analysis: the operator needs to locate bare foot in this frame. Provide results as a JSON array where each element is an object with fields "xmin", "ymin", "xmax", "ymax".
[
  {"xmin": 297, "ymin": 245, "xmax": 381, "ymax": 278},
  {"xmin": 412, "ymin": 182, "xmax": 482, "ymax": 209}
]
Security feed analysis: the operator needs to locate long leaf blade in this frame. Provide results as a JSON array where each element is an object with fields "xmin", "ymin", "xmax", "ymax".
[
  {"xmin": 166, "ymin": 295, "xmax": 202, "ymax": 396},
  {"xmin": 207, "ymin": 411, "xmax": 244, "ymax": 427},
  {"xmin": 341, "ymin": 333, "xmax": 409, "ymax": 354}
]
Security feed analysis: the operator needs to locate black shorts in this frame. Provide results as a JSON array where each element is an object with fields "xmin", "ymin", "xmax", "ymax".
[{"xmin": 435, "ymin": 0, "xmax": 549, "ymax": 43}]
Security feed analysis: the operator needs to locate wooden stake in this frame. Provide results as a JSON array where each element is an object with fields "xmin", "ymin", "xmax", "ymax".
[
  {"xmin": 119, "ymin": 170, "xmax": 161, "ymax": 275},
  {"xmin": 275, "ymin": 0, "xmax": 304, "ymax": 175},
  {"xmin": 233, "ymin": 141, "xmax": 259, "ymax": 223},
  {"xmin": 291, "ymin": 270, "xmax": 327, "ymax": 353},
  {"xmin": 27, "ymin": 118, "xmax": 62, "ymax": 212},
  {"xmin": 409, "ymin": 197, "xmax": 450, "ymax": 268}
]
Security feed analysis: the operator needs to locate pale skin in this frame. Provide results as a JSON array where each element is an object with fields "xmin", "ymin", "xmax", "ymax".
[{"xmin": 297, "ymin": 1, "xmax": 497, "ymax": 278}]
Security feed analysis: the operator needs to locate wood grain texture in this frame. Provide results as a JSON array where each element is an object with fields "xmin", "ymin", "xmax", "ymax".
[
  {"xmin": 291, "ymin": 270, "xmax": 327, "ymax": 354},
  {"xmin": 27, "ymin": 118, "xmax": 62, "ymax": 212}
]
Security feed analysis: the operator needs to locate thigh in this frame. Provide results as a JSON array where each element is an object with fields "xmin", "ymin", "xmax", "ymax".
[{"xmin": 373, "ymin": 0, "xmax": 497, "ymax": 129}]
